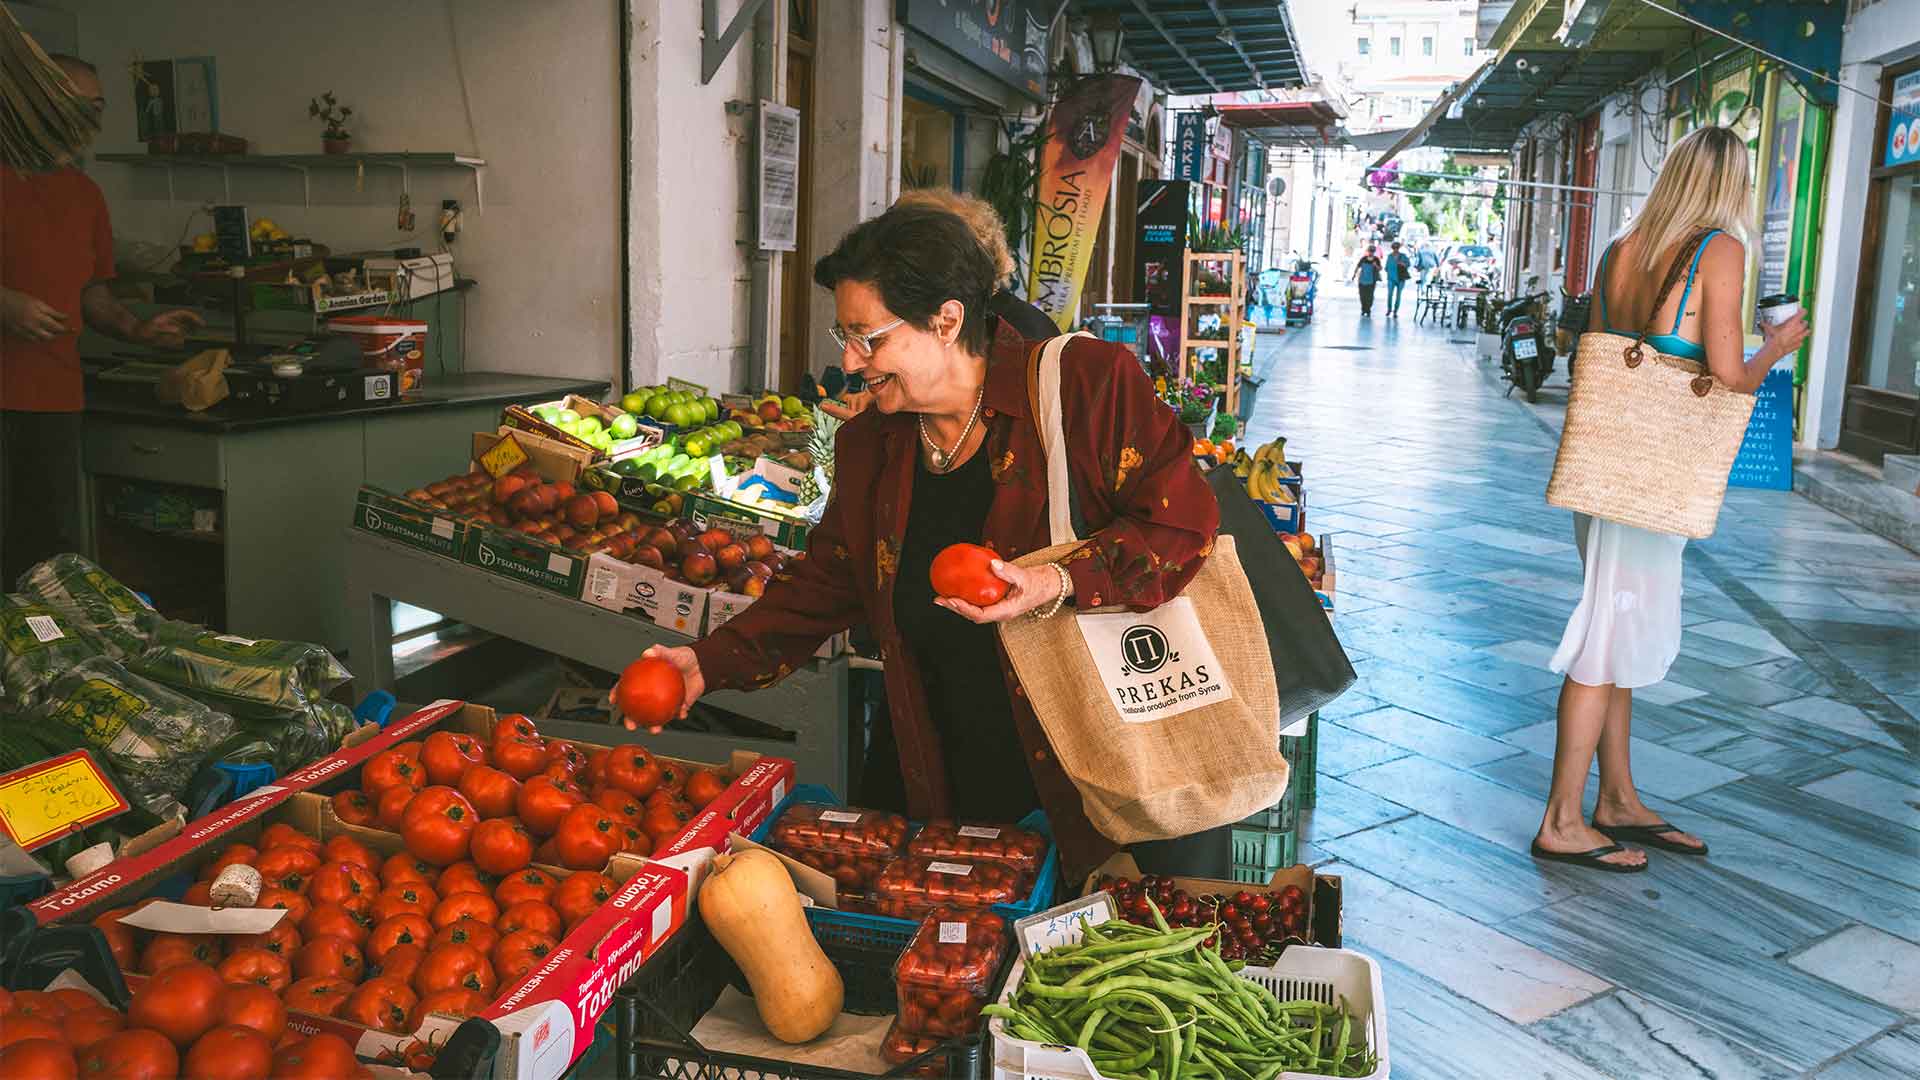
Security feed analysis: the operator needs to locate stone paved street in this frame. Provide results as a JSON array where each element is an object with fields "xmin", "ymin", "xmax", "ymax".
[{"xmin": 1239, "ymin": 292, "xmax": 1920, "ymax": 1079}]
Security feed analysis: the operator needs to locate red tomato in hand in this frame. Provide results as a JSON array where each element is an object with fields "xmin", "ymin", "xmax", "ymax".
[
  {"xmin": 458, "ymin": 765, "xmax": 521, "ymax": 819},
  {"xmin": 613, "ymin": 658, "xmax": 684, "ymax": 730},
  {"xmin": 930, "ymin": 542, "xmax": 1008, "ymax": 606},
  {"xmin": 422, "ymin": 731, "xmax": 489, "ymax": 786},
  {"xmin": 469, "ymin": 818, "xmax": 535, "ymax": 876},
  {"xmin": 128, "ymin": 961, "xmax": 225, "ymax": 1047},
  {"xmin": 553, "ymin": 804, "xmax": 623, "ymax": 870}
]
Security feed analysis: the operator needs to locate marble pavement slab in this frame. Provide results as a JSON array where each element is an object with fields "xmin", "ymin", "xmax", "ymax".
[
  {"xmin": 1496, "ymin": 721, "xmax": 1746, "ymax": 801},
  {"xmin": 1321, "ymin": 814, "xmax": 1581, "ymax": 923},
  {"xmin": 1330, "ymin": 864, "xmax": 1611, "ymax": 1025},
  {"xmin": 1530, "ymin": 989, "xmax": 1798, "ymax": 1080},
  {"xmin": 1789, "ymin": 926, "xmax": 1920, "ymax": 1013},
  {"xmin": 1687, "ymin": 777, "xmax": 1920, "ymax": 889},
  {"xmin": 1337, "ymin": 705, "xmax": 1521, "ymax": 768},
  {"xmin": 1772, "ymin": 696, "xmax": 1911, "ymax": 752},
  {"xmin": 1349, "ymin": 659, "xmax": 1543, "ymax": 737},
  {"xmin": 1501, "ymin": 894, "xmax": 1903, "ymax": 1071},
  {"xmin": 1316, "ymin": 719, "xmax": 1413, "ymax": 776},
  {"xmin": 1296, "ymin": 774, "xmax": 1415, "ymax": 843},
  {"xmin": 1809, "ymin": 1024, "xmax": 1920, "ymax": 1080},
  {"xmin": 1800, "ymin": 768, "xmax": 1920, "ymax": 831}
]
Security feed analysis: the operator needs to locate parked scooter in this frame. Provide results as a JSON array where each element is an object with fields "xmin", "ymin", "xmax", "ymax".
[
  {"xmin": 1285, "ymin": 260, "xmax": 1318, "ymax": 326},
  {"xmin": 1498, "ymin": 292, "xmax": 1556, "ymax": 402}
]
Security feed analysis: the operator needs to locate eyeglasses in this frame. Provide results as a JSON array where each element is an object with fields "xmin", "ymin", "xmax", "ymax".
[{"xmin": 827, "ymin": 318, "xmax": 905, "ymax": 358}]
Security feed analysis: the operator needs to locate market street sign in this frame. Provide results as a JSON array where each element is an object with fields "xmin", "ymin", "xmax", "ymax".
[{"xmin": 898, "ymin": 0, "xmax": 1045, "ymax": 101}]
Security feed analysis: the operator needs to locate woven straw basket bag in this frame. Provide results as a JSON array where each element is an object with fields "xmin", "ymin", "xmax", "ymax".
[
  {"xmin": 997, "ymin": 334, "xmax": 1286, "ymax": 845},
  {"xmin": 1547, "ymin": 230, "xmax": 1757, "ymax": 539}
]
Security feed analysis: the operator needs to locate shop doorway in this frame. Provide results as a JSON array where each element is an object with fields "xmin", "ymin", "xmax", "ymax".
[
  {"xmin": 902, "ymin": 89, "xmax": 962, "ymax": 191},
  {"xmin": 777, "ymin": 0, "xmax": 816, "ymax": 395},
  {"xmin": 1841, "ymin": 61, "xmax": 1920, "ymax": 462}
]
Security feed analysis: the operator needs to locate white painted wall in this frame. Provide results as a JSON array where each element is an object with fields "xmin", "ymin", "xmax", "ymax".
[
  {"xmin": 625, "ymin": 0, "xmax": 763, "ymax": 392},
  {"xmin": 802, "ymin": 0, "xmax": 902, "ymax": 378},
  {"xmin": 42, "ymin": 0, "xmax": 623, "ymax": 383}
]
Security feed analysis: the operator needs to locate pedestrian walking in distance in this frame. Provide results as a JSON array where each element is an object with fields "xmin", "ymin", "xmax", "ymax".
[
  {"xmin": 1530, "ymin": 126, "xmax": 1810, "ymax": 874},
  {"xmin": 1351, "ymin": 246, "xmax": 1382, "ymax": 317},
  {"xmin": 1384, "ymin": 241, "xmax": 1413, "ymax": 318}
]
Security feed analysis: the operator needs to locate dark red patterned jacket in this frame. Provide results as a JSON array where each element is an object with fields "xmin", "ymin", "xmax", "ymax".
[{"xmin": 690, "ymin": 321, "xmax": 1220, "ymax": 879}]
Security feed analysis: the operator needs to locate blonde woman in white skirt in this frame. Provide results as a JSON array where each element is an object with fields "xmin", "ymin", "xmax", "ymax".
[{"xmin": 1530, "ymin": 127, "xmax": 1808, "ymax": 873}]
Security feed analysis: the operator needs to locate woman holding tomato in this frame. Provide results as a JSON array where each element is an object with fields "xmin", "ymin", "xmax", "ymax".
[{"xmin": 635, "ymin": 206, "xmax": 1218, "ymax": 880}]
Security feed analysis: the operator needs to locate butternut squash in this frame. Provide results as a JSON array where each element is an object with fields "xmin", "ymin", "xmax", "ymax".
[{"xmin": 698, "ymin": 848, "xmax": 843, "ymax": 1042}]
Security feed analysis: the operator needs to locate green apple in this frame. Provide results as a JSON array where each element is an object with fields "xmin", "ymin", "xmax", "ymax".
[
  {"xmin": 782, "ymin": 395, "xmax": 805, "ymax": 417},
  {"xmin": 611, "ymin": 413, "xmax": 639, "ymax": 439}
]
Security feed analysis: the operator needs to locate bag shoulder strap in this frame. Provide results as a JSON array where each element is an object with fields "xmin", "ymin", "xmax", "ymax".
[
  {"xmin": 1631, "ymin": 229, "xmax": 1713, "ymax": 349},
  {"xmin": 1025, "ymin": 332, "xmax": 1091, "ymax": 546}
]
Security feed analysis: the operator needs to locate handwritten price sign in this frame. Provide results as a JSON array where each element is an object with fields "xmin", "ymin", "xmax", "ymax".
[{"xmin": 0, "ymin": 750, "xmax": 129, "ymax": 850}]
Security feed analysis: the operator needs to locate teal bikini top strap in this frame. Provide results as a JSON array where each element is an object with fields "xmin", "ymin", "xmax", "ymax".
[{"xmin": 1669, "ymin": 228, "xmax": 1722, "ymax": 334}]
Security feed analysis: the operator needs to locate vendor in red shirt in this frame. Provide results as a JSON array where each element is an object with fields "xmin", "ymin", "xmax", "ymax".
[
  {"xmin": 1, "ymin": 53, "xmax": 202, "ymax": 581},
  {"xmin": 637, "ymin": 206, "xmax": 1220, "ymax": 880}
]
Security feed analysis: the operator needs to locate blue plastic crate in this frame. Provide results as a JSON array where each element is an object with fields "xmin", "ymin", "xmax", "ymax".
[{"xmin": 748, "ymin": 784, "xmax": 1060, "ymax": 943}]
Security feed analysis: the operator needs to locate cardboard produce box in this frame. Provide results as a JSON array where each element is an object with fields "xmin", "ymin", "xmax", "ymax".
[
  {"xmin": 1079, "ymin": 852, "xmax": 1339, "ymax": 950},
  {"xmin": 580, "ymin": 552, "xmax": 709, "ymax": 635},
  {"xmin": 27, "ymin": 701, "xmax": 796, "ymax": 1080},
  {"xmin": 464, "ymin": 527, "xmax": 592, "ymax": 597},
  {"xmin": 352, "ymin": 488, "xmax": 474, "ymax": 560}
]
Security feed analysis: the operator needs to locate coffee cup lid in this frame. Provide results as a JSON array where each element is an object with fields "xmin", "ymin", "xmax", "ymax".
[{"xmin": 1758, "ymin": 293, "xmax": 1798, "ymax": 305}]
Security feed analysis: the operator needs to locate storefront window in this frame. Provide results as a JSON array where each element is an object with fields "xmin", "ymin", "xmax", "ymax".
[
  {"xmin": 901, "ymin": 95, "xmax": 955, "ymax": 190},
  {"xmin": 1862, "ymin": 174, "xmax": 1920, "ymax": 395}
]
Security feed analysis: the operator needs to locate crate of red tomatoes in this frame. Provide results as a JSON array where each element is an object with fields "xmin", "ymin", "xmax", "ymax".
[
  {"xmin": 749, "ymin": 785, "xmax": 1058, "ymax": 941},
  {"xmin": 21, "ymin": 701, "xmax": 797, "ymax": 1080}
]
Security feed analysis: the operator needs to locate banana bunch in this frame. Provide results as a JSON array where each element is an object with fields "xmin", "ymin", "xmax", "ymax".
[{"xmin": 1243, "ymin": 437, "xmax": 1297, "ymax": 503}]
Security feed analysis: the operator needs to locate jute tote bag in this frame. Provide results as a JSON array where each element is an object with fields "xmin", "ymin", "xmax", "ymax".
[
  {"xmin": 1546, "ymin": 230, "xmax": 1757, "ymax": 538},
  {"xmin": 998, "ymin": 334, "xmax": 1286, "ymax": 844}
]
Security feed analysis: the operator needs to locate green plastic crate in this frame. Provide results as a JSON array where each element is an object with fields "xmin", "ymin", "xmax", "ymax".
[
  {"xmin": 1229, "ymin": 826, "xmax": 1298, "ymax": 884},
  {"xmin": 1240, "ymin": 770, "xmax": 1299, "ymax": 830}
]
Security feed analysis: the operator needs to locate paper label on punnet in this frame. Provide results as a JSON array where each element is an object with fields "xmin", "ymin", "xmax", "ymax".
[
  {"xmin": 1076, "ymin": 596, "xmax": 1233, "ymax": 723},
  {"xmin": 938, "ymin": 921, "xmax": 968, "ymax": 944},
  {"xmin": 431, "ymin": 518, "xmax": 455, "ymax": 540},
  {"xmin": 957, "ymin": 825, "xmax": 1001, "ymax": 839},
  {"xmin": 25, "ymin": 615, "xmax": 62, "ymax": 643},
  {"xmin": 817, "ymin": 810, "xmax": 862, "ymax": 825},
  {"xmin": 927, "ymin": 861, "xmax": 973, "ymax": 876}
]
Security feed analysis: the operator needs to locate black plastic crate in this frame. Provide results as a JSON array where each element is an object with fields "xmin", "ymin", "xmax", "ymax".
[{"xmin": 612, "ymin": 913, "xmax": 996, "ymax": 1079}]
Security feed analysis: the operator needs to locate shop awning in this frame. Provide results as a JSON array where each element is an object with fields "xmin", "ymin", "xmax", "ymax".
[
  {"xmin": 1067, "ymin": 1, "xmax": 1309, "ymax": 94},
  {"xmin": 1215, "ymin": 99, "xmax": 1347, "ymax": 148}
]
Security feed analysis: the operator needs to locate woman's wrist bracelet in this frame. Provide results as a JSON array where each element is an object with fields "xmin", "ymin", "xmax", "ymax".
[{"xmin": 1032, "ymin": 562, "xmax": 1073, "ymax": 619}]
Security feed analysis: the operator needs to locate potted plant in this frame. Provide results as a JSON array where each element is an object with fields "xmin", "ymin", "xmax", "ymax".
[
  {"xmin": 309, "ymin": 92, "xmax": 353, "ymax": 154},
  {"xmin": 1167, "ymin": 377, "xmax": 1215, "ymax": 440}
]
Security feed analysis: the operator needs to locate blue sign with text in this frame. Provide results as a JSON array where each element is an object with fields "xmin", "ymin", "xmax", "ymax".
[
  {"xmin": 1727, "ymin": 364, "xmax": 1794, "ymax": 491},
  {"xmin": 1176, "ymin": 112, "xmax": 1206, "ymax": 181}
]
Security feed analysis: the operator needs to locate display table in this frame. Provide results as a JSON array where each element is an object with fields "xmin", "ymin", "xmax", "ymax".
[{"xmin": 344, "ymin": 529, "xmax": 854, "ymax": 794}]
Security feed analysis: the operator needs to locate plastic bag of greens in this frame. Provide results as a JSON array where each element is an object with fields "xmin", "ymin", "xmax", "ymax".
[
  {"xmin": 13, "ymin": 554, "xmax": 160, "ymax": 660},
  {"xmin": 215, "ymin": 700, "xmax": 361, "ymax": 774},
  {"xmin": 127, "ymin": 621, "xmax": 351, "ymax": 719},
  {"xmin": 1, "ymin": 593, "xmax": 108, "ymax": 704},
  {"xmin": 25, "ymin": 656, "xmax": 237, "ymax": 819}
]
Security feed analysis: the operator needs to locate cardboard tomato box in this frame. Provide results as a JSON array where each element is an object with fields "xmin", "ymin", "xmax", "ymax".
[{"xmin": 28, "ymin": 701, "xmax": 793, "ymax": 1080}]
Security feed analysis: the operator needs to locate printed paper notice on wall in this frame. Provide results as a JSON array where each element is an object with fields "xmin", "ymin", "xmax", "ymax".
[{"xmin": 0, "ymin": 750, "xmax": 131, "ymax": 851}]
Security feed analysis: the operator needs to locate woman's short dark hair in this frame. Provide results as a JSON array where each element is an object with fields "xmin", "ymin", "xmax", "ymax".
[{"xmin": 814, "ymin": 205, "xmax": 996, "ymax": 355}]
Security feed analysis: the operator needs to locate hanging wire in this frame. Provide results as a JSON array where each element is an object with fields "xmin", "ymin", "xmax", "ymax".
[{"xmin": 1630, "ymin": 0, "xmax": 1907, "ymax": 115}]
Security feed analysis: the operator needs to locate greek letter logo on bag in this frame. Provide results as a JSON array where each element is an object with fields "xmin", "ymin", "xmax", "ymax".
[{"xmin": 1077, "ymin": 596, "xmax": 1233, "ymax": 722}]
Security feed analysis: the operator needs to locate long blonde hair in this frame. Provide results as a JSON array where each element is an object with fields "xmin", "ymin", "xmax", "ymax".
[
  {"xmin": 893, "ymin": 188, "xmax": 1017, "ymax": 285},
  {"xmin": 1622, "ymin": 126, "xmax": 1752, "ymax": 272}
]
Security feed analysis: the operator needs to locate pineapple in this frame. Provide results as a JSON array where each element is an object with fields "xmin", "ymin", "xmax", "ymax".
[{"xmin": 797, "ymin": 405, "xmax": 840, "ymax": 506}]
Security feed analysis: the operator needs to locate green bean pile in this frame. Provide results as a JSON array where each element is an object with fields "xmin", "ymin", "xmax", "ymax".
[{"xmin": 983, "ymin": 903, "xmax": 1376, "ymax": 1080}]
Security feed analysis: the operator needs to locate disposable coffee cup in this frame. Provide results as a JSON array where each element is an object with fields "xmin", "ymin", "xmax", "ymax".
[{"xmin": 1757, "ymin": 293, "xmax": 1800, "ymax": 326}]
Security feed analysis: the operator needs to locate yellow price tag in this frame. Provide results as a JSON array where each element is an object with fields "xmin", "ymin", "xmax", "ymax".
[
  {"xmin": 479, "ymin": 434, "xmax": 530, "ymax": 479},
  {"xmin": 0, "ymin": 750, "xmax": 129, "ymax": 850}
]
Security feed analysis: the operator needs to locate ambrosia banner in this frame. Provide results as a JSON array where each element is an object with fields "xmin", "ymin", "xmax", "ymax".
[{"xmin": 1028, "ymin": 74, "xmax": 1142, "ymax": 331}]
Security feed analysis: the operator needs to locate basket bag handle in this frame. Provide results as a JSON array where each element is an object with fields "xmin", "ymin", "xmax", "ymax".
[
  {"xmin": 1622, "ymin": 228, "xmax": 1715, "ymax": 396},
  {"xmin": 1024, "ymin": 332, "xmax": 1094, "ymax": 547}
]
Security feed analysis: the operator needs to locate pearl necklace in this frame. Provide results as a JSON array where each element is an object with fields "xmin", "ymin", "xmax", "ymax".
[{"xmin": 918, "ymin": 387, "xmax": 985, "ymax": 473}]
